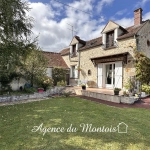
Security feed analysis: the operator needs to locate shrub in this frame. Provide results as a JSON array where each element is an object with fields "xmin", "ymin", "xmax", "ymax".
[
  {"xmin": 38, "ymin": 76, "xmax": 53, "ymax": 91},
  {"xmin": 52, "ymin": 67, "xmax": 68, "ymax": 86},
  {"xmin": 124, "ymin": 78, "xmax": 135, "ymax": 91},
  {"xmin": 24, "ymin": 87, "xmax": 37, "ymax": 94},
  {"xmin": 0, "ymin": 72, "xmax": 19, "ymax": 94},
  {"xmin": 63, "ymin": 91, "xmax": 72, "ymax": 97},
  {"xmin": 142, "ymin": 84, "xmax": 150, "ymax": 94},
  {"xmin": 57, "ymin": 80, "xmax": 66, "ymax": 86},
  {"xmin": 114, "ymin": 88, "xmax": 121, "ymax": 91}
]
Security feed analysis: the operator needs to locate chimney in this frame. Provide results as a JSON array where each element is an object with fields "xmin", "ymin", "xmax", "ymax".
[{"xmin": 134, "ymin": 8, "xmax": 143, "ymax": 26}]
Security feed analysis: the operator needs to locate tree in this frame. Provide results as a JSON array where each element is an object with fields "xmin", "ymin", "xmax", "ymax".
[
  {"xmin": 134, "ymin": 51, "xmax": 150, "ymax": 84},
  {"xmin": 0, "ymin": 0, "xmax": 34, "ymax": 92},
  {"xmin": 22, "ymin": 46, "xmax": 48, "ymax": 87},
  {"xmin": 0, "ymin": 0, "xmax": 33, "ymax": 41}
]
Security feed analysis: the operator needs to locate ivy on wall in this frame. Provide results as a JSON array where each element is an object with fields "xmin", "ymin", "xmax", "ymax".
[
  {"xmin": 52, "ymin": 67, "xmax": 68, "ymax": 86},
  {"xmin": 134, "ymin": 51, "xmax": 150, "ymax": 84}
]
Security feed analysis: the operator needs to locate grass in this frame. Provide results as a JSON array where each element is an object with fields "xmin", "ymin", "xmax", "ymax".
[{"xmin": 0, "ymin": 97, "xmax": 150, "ymax": 150}]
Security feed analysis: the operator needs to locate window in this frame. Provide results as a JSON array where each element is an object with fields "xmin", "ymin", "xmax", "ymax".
[
  {"xmin": 147, "ymin": 40, "xmax": 150, "ymax": 47},
  {"xmin": 88, "ymin": 70, "xmax": 91, "ymax": 76},
  {"xmin": 70, "ymin": 66, "xmax": 78, "ymax": 78},
  {"xmin": 71, "ymin": 66, "xmax": 75, "ymax": 78},
  {"xmin": 106, "ymin": 30, "xmax": 114, "ymax": 48},
  {"xmin": 71, "ymin": 45, "xmax": 76, "ymax": 57}
]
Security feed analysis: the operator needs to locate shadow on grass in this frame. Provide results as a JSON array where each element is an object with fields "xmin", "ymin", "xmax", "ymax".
[{"xmin": 0, "ymin": 97, "xmax": 150, "ymax": 149}]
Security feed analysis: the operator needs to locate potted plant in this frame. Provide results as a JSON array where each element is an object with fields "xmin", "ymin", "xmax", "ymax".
[
  {"xmin": 81, "ymin": 83, "xmax": 86, "ymax": 90},
  {"xmin": 114, "ymin": 88, "xmax": 121, "ymax": 95},
  {"xmin": 76, "ymin": 66, "xmax": 82, "ymax": 72}
]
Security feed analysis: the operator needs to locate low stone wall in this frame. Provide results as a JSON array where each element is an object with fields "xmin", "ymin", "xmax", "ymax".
[
  {"xmin": 81, "ymin": 90, "xmax": 139, "ymax": 104},
  {"xmin": 0, "ymin": 86, "xmax": 65, "ymax": 103}
]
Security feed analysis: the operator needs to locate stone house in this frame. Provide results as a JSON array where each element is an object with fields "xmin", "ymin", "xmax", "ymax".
[{"xmin": 60, "ymin": 8, "xmax": 150, "ymax": 89}]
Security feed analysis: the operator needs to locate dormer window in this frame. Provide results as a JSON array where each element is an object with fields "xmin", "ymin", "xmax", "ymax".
[
  {"xmin": 72, "ymin": 44, "xmax": 76, "ymax": 56},
  {"xmin": 69, "ymin": 36, "xmax": 85, "ymax": 57},
  {"xmin": 106, "ymin": 30, "xmax": 114, "ymax": 48},
  {"xmin": 101, "ymin": 21, "xmax": 126, "ymax": 50},
  {"xmin": 70, "ymin": 43, "xmax": 78, "ymax": 57}
]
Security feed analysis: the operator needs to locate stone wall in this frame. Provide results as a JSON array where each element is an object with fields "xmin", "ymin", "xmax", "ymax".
[
  {"xmin": 80, "ymin": 38, "xmax": 136, "ymax": 87},
  {"xmin": 0, "ymin": 87, "xmax": 65, "ymax": 103},
  {"xmin": 62, "ymin": 38, "xmax": 136, "ymax": 88},
  {"xmin": 136, "ymin": 21, "xmax": 150, "ymax": 58}
]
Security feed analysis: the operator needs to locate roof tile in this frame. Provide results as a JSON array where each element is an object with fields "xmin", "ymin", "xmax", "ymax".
[
  {"xmin": 43, "ymin": 51, "xmax": 69, "ymax": 68},
  {"xmin": 60, "ymin": 21, "xmax": 147, "ymax": 54}
]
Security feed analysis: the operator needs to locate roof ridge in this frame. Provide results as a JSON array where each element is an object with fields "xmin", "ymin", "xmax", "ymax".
[
  {"xmin": 85, "ymin": 36, "xmax": 102, "ymax": 43},
  {"xmin": 43, "ymin": 51, "xmax": 61, "ymax": 54}
]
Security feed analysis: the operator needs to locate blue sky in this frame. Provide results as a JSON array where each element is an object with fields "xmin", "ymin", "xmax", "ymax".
[{"xmin": 26, "ymin": 0, "xmax": 150, "ymax": 52}]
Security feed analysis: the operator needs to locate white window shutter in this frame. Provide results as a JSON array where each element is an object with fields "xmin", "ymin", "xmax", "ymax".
[
  {"xmin": 115, "ymin": 61, "xmax": 122, "ymax": 89},
  {"xmin": 70, "ymin": 45, "xmax": 72, "ymax": 54},
  {"xmin": 98, "ymin": 64, "xmax": 103, "ymax": 88},
  {"xmin": 114, "ymin": 28, "xmax": 118, "ymax": 41},
  {"xmin": 102, "ymin": 33, "xmax": 106, "ymax": 45},
  {"xmin": 76, "ymin": 43, "xmax": 78, "ymax": 52},
  {"xmin": 75, "ymin": 65, "xmax": 78, "ymax": 78}
]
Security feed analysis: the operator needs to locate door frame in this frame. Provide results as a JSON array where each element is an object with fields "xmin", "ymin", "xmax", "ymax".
[{"xmin": 104, "ymin": 62, "xmax": 115, "ymax": 89}]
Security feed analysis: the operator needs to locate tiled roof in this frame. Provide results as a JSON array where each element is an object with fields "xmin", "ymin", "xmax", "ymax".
[
  {"xmin": 60, "ymin": 37, "xmax": 102, "ymax": 55},
  {"xmin": 60, "ymin": 47, "xmax": 70, "ymax": 56},
  {"xmin": 60, "ymin": 21, "xmax": 148, "ymax": 55},
  {"xmin": 43, "ymin": 51, "xmax": 69, "ymax": 68},
  {"xmin": 117, "ymin": 21, "xmax": 146, "ymax": 40},
  {"xmin": 75, "ymin": 36, "xmax": 86, "ymax": 45},
  {"xmin": 79, "ymin": 37, "xmax": 102, "ymax": 51}
]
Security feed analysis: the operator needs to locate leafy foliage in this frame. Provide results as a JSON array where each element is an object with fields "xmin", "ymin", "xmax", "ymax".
[
  {"xmin": 38, "ymin": 76, "xmax": 53, "ymax": 91},
  {"xmin": 0, "ymin": 0, "xmax": 33, "ymax": 41},
  {"xmin": 134, "ymin": 51, "xmax": 150, "ymax": 84},
  {"xmin": 21, "ymin": 46, "xmax": 48, "ymax": 87},
  {"xmin": 0, "ymin": 72, "xmax": 20, "ymax": 94},
  {"xmin": 57, "ymin": 80, "xmax": 66, "ymax": 86},
  {"xmin": 142, "ymin": 84, "xmax": 150, "ymax": 94},
  {"xmin": 0, "ymin": 0, "xmax": 34, "ymax": 93},
  {"xmin": 52, "ymin": 67, "xmax": 67, "ymax": 86},
  {"xmin": 124, "ymin": 78, "xmax": 136, "ymax": 90},
  {"xmin": 63, "ymin": 91, "xmax": 72, "ymax": 97}
]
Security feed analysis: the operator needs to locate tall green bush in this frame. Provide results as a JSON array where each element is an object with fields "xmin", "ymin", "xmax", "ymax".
[
  {"xmin": 134, "ymin": 51, "xmax": 150, "ymax": 84},
  {"xmin": 52, "ymin": 68, "xmax": 67, "ymax": 86}
]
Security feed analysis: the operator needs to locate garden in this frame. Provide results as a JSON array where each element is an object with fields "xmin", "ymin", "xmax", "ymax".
[{"xmin": 0, "ymin": 97, "xmax": 150, "ymax": 150}]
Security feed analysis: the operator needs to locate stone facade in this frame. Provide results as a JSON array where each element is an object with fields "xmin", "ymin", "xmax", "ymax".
[
  {"xmin": 62, "ymin": 38, "xmax": 136, "ymax": 88},
  {"xmin": 136, "ymin": 21, "xmax": 150, "ymax": 58},
  {"xmin": 61, "ymin": 9, "xmax": 150, "ymax": 89}
]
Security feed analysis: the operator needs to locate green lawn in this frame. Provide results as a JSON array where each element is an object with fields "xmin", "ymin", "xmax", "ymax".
[{"xmin": 0, "ymin": 97, "xmax": 150, "ymax": 150}]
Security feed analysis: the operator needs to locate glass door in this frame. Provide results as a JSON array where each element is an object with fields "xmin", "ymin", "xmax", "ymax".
[{"xmin": 105, "ymin": 64, "xmax": 115, "ymax": 88}]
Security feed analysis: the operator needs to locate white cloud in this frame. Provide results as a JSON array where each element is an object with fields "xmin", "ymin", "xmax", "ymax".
[
  {"xmin": 115, "ymin": 18, "xmax": 134, "ymax": 28},
  {"xmin": 26, "ymin": 0, "xmax": 150, "ymax": 52},
  {"xmin": 27, "ymin": 0, "xmax": 104, "ymax": 52},
  {"xmin": 135, "ymin": 0, "xmax": 150, "ymax": 7},
  {"xmin": 115, "ymin": 9, "xmax": 127, "ymax": 16},
  {"xmin": 143, "ymin": 11, "xmax": 150, "ymax": 20},
  {"xmin": 96, "ymin": 0, "xmax": 114, "ymax": 13}
]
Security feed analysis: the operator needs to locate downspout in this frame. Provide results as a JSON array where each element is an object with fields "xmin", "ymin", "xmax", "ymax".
[{"xmin": 77, "ymin": 48, "xmax": 80, "ymax": 86}]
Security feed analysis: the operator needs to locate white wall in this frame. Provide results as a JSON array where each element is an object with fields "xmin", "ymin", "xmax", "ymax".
[
  {"xmin": 47, "ymin": 67, "xmax": 52, "ymax": 78},
  {"xmin": 10, "ymin": 78, "xmax": 27, "ymax": 91}
]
